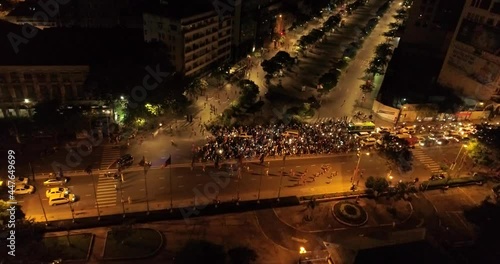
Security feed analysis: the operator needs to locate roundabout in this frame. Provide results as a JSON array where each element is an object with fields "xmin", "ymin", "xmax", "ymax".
[{"xmin": 332, "ymin": 201, "xmax": 368, "ymax": 226}]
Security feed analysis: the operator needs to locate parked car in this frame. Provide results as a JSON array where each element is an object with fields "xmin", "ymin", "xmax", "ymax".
[
  {"xmin": 49, "ymin": 193, "xmax": 76, "ymax": 206},
  {"xmin": 43, "ymin": 177, "xmax": 68, "ymax": 187},
  {"xmin": 14, "ymin": 177, "xmax": 29, "ymax": 185},
  {"xmin": 46, "ymin": 187, "xmax": 69, "ymax": 198},
  {"xmin": 14, "ymin": 184, "xmax": 35, "ymax": 195},
  {"xmin": 117, "ymin": 154, "xmax": 134, "ymax": 168}
]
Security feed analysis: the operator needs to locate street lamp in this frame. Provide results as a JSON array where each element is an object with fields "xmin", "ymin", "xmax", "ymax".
[
  {"xmin": 450, "ymin": 144, "xmax": 467, "ymax": 170},
  {"xmin": 353, "ymin": 150, "xmax": 369, "ymax": 185}
]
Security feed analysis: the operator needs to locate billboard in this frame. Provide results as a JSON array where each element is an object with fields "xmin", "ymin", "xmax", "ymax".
[{"xmin": 455, "ymin": 19, "xmax": 500, "ymax": 55}]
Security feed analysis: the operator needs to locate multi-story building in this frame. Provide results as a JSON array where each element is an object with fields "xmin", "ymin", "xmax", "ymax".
[
  {"xmin": 5, "ymin": 0, "xmax": 146, "ymax": 29},
  {"xmin": 438, "ymin": 0, "xmax": 500, "ymax": 103},
  {"xmin": 377, "ymin": 0, "xmax": 466, "ymax": 108},
  {"xmin": 232, "ymin": 0, "xmax": 284, "ymax": 60},
  {"xmin": 143, "ymin": 0, "xmax": 232, "ymax": 76},
  {"xmin": 0, "ymin": 20, "xmax": 144, "ymax": 119},
  {"xmin": 0, "ymin": 65, "xmax": 89, "ymax": 118},
  {"xmin": 402, "ymin": 0, "xmax": 465, "ymax": 59}
]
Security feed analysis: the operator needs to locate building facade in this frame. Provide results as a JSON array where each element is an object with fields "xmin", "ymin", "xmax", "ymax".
[
  {"xmin": 143, "ymin": 5, "xmax": 232, "ymax": 76},
  {"xmin": 402, "ymin": 0, "xmax": 465, "ymax": 59},
  {"xmin": 438, "ymin": 0, "xmax": 500, "ymax": 102},
  {"xmin": 5, "ymin": 0, "xmax": 145, "ymax": 29},
  {"xmin": 0, "ymin": 65, "xmax": 89, "ymax": 118}
]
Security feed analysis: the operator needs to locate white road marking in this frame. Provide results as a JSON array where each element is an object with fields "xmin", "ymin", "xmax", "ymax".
[{"xmin": 291, "ymin": 237, "xmax": 308, "ymax": 243}]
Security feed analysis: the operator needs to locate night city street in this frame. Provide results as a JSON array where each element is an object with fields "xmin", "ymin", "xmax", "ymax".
[{"xmin": 1, "ymin": 0, "xmax": 500, "ymax": 263}]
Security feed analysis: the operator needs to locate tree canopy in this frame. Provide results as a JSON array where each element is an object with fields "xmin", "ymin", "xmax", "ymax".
[
  {"xmin": 377, "ymin": 135, "xmax": 413, "ymax": 172},
  {"xmin": 467, "ymin": 125, "xmax": 500, "ymax": 170}
]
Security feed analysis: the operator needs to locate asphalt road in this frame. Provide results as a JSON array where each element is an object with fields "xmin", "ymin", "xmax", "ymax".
[
  {"xmin": 19, "ymin": 154, "xmax": 386, "ymax": 220},
  {"xmin": 17, "ymin": 143, "xmax": 464, "ymax": 221}
]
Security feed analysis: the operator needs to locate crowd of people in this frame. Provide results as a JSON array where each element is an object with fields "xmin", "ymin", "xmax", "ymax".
[{"xmin": 196, "ymin": 120, "xmax": 360, "ymax": 162}]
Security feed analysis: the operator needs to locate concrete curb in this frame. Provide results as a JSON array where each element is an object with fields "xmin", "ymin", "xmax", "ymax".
[{"xmin": 101, "ymin": 228, "xmax": 164, "ymax": 261}]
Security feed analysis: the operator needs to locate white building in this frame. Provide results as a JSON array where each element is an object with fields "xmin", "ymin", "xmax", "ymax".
[
  {"xmin": 438, "ymin": 0, "xmax": 500, "ymax": 102},
  {"xmin": 143, "ymin": 1, "xmax": 232, "ymax": 76}
]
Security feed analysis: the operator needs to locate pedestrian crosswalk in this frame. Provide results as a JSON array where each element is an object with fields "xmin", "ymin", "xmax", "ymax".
[
  {"xmin": 412, "ymin": 148, "xmax": 444, "ymax": 174},
  {"xmin": 95, "ymin": 175, "xmax": 118, "ymax": 208},
  {"xmin": 315, "ymin": 117, "xmax": 337, "ymax": 123},
  {"xmin": 100, "ymin": 145, "xmax": 121, "ymax": 170}
]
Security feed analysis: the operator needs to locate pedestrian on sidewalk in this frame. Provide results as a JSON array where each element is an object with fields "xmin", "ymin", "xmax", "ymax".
[
  {"xmin": 114, "ymin": 184, "xmax": 117, "ymax": 190},
  {"xmin": 127, "ymin": 196, "xmax": 131, "ymax": 204}
]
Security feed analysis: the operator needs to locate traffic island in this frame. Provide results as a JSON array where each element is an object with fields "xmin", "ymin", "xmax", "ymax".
[
  {"xmin": 42, "ymin": 233, "xmax": 94, "ymax": 262},
  {"xmin": 102, "ymin": 228, "xmax": 163, "ymax": 260},
  {"xmin": 332, "ymin": 201, "xmax": 368, "ymax": 227}
]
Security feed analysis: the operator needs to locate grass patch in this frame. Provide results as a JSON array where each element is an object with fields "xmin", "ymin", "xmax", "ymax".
[
  {"xmin": 103, "ymin": 228, "xmax": 163, "ymax": 260},
  {"xmin": 43, "ymin": 233, "xmax": 93, "ymax": 261}
]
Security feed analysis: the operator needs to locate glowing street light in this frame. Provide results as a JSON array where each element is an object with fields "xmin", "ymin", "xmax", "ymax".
[
  {"xmin": 299, "ymin": 247, "xmax": 307, "ymax": 254},
  {"xmin": 24, "ymin": 98, "xmax": 30, "ymax": 103}
]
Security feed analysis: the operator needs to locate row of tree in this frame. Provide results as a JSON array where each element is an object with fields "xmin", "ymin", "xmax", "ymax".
[
  {"xmin": 318, "ymin": 10, "xmax": 387, "ymax": 92},
  {"xmin": 360, "ymin": 2, "xmax": 409, "ymax": 93},
  {"xmin": 261, "ymin": 51, "xmax": 296, "ymax": 78}
]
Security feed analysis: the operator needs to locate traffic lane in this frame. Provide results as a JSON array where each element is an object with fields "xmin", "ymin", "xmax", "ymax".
[
  {"xmin": 20, "ymin": 175, "xmax": 99, "ymax": 212},
  {"xmin": 121, "ymin": 159, "xmax": 335, "ymax": 202}
]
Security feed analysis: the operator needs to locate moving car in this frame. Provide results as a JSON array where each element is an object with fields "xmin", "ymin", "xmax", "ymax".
[
  {"xmin": 49, "ymin": 193, "xmax": 76, "ymax": 206},
  {"xmin": 117, "ymin": 154, "xmax": 134, "ymax": 168},
  {"xmin": 46, "ymin": 187, "xmax": 70, "ymax": 198},
  {"xmin": 419, "ymin": 138, "xmax": 435, "ymax": 147},
  {"xmin": 362, "ymin": 137, "xmax": 377, "ymax": 147},
  {"xmin": 14, "ymin": 184, "xmax": 35, "ymax": 195},
  {"xmin": 43, "ymin": 177, "xmax": 68, "ymax": 186},
  {"xmin": 436, "ymin": 137, "xmax": 450, "ymax": 145}
]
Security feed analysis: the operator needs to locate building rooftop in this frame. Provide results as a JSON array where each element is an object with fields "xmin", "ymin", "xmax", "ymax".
[
  {"xmin": 144, "ymin": 0, "xmax": 216, "ymax": 19},
  {"xmin": 0, "ymin": 20, "xmax": 144, "ymax": 66}
]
